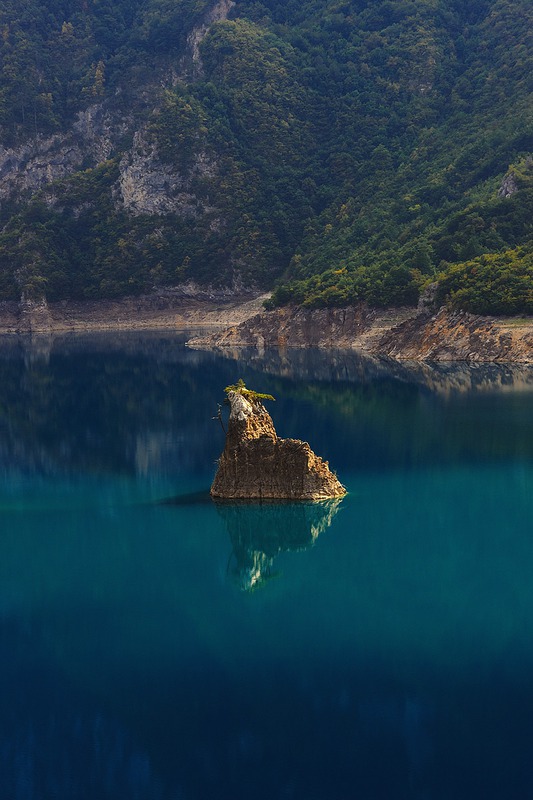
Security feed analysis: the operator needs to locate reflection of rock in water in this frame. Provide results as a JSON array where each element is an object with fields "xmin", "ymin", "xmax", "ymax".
[
  {"xmin": 216, "ymin": 499, "xmax": 343, "ymax": 590},
  {"xmin": 195, "ymin": 346, "xmax": 533, "ymax": 396},
  {"xmin": 21, "ymin": 333, "xmax": 53, "ymax": 366}
]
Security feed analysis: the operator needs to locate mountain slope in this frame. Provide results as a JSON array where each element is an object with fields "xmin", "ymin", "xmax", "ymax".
[{"xmin": 0, "ymin": 0, "xmax": 531, "ymax": 312}]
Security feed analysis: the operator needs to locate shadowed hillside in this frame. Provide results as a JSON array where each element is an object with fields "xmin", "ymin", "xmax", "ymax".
[{"xmin": 0, "ymin": 0, "xmax": 531, "ymax": 313}]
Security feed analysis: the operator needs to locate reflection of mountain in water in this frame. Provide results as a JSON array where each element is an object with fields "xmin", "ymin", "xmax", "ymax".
[
  {"xmin": 199, "ymin": 346, "xmax": 533, "ymax": 472},
  {"xmin": 0, "ymin": 333, "xmax": 228, "ymax": 478},
  {"xmin": 1, "ymin": 332, "xmax": 533, "ymax": 479},
  {"xmin": 201, "ymin": 346, "xmax": 533, "ymax": 396},
  {"xmin": 216, "ymin": 500, "xmax": 343, "ymax": 591}
]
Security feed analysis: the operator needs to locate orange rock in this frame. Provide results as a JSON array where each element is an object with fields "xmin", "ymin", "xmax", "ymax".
[{"xmin": 210, "ymin": 391, "xmax": 346, "ymax": 501}]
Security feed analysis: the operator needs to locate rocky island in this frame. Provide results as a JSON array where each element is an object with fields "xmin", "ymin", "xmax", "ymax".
[{"xmin": 211, "ymin": 381, "xmax": 346, "ymax": 501}]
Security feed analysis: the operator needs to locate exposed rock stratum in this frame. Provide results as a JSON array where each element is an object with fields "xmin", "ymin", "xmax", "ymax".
[
  {"xmin": 210, "ymin": 390, "xmax": 346, "ymax": 501},
  {"xmin": 189, "ymin": 304, "xmax": 533, "ymax": 363}
]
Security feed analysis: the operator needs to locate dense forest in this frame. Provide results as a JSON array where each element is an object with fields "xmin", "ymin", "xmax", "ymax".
[{"xmin": 0, "ymin": 0, "xmax": 531, "ymax": 314}]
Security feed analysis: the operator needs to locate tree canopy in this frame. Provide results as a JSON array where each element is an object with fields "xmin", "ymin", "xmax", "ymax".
[{"xmin": 0, "ymin": 0, "xmax": 532, "ymax": 314}]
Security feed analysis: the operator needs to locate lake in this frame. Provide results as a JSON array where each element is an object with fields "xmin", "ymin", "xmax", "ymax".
[{"xmin": 1, "ymin": 333, "xmax": 533, "ymax": 799}]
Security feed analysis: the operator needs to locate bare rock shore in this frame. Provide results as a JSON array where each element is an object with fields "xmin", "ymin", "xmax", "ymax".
[
  {"xmin": 3, "ymin": 289, "xmax": 532, "ymax": 363},
  {"xmin": 189, "ymin": 304, "xmax": 533, "ymax": 363},
  {"xmin": 0, "ymin": 289, "xmax": 270, "ymax": 334}
]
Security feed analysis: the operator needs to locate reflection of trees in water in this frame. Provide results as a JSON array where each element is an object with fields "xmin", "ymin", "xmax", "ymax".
[
  {"xmin": 0, "ymin": 334, "xmax": 228, "ymax": 477},
  {"xmin": 216, "ymin": 499, "xmax": 343, "ymax": 590},
  {"xmin": 1, "ymin": 333, "xmax": 533, "ymax": 477},
  {"xmin": 214, "ymin": 348, "xmax": 533, "ymax": 471},
  {"xmin": 209, "ymin": 345, "xmax": 533, "ymax": 395}
]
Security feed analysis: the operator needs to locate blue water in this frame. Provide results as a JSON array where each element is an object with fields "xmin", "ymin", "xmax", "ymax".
[{"xmin": 1, "ymin": 334, "xmax": 533, "ymax": 799}]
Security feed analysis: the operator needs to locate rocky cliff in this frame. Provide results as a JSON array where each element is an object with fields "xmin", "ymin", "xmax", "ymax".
[
  {"xmin": 377, "ymin": 308, "xmax": 533, "ymax": 362},
  {"xmin": 191, "ymin": 304, "xmax": 417, "ymax": 349},
  {"xmin": 211, "ymin": 389, "xmax": 346, "ymax": 501},
  {"xmin": 190, "ymin": 304, "xmax": 533, "ymax": 363}
]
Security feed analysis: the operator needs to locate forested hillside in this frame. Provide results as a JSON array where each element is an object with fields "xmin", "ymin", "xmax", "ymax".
[{"xmin": 0, "ymin": 0, "xmax": 531, "ymax": 313}]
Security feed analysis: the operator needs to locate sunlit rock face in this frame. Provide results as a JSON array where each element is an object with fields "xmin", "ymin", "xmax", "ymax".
[
  {"xmin": 377, "ymin": 308, "xmax": 533, "ymax": 363},
  {"xmin": 210, "ymin": 391, "xmax": 346, "ymax": 501}
]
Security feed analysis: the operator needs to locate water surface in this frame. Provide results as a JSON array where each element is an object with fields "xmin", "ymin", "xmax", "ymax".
[{"xmin": 1, "ymin": 334, "xmax": 533, "ymax": 799}]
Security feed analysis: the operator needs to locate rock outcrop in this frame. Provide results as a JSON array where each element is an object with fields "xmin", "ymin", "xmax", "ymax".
[
  {"xmin": 0, "ymin": 0, "xmax": 235, "ymax": 215},
  {"xmin": 190, "ymin": 304, "xmax": 417, "ymax": 350},
  {"xmin": 498, "ymin": 171, "xmax": 519, "ymax": 198},
  {"xmin": 190, "ymin": 304, "xmax": 533, "ymax": 363},
  {"xmin": 117, "ymin": 130, "xmax": 217, "ymax": 217},
  {"xmin": 377, "ymin": 308, "xmax": 533, "ymax": 362},
  {"xmin": 17, "ymin": 296, "xmax": 52, "ymax": 335},
  {"xmin": 210, "ymin": 390, "xmax": 346, "ymax": 500},
  {"xmin": 185, "ymin": 0, "xmax": 236, "ymax": 76},
  {"xmin": 0, "ymin": 134, "xmax": 85, "ymax": 206}
]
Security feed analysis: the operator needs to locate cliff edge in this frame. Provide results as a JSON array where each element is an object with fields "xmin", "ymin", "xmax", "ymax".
[
  {"xmin": 211, "ymin": 387, "xmax": 346, "ymax": 501},
  {"xmin": 189, "ymin": 304, "xmax": 533, "ymax": 363}
]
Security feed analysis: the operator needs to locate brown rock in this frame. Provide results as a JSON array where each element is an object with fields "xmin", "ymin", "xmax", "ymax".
[
  {"xmin": 376, "ymin": 308, "xmax": 533, "ymax": 362},
  {"xmin": 201, "ymin": 304, "xmax": 378, "ymax": 348},
  {"xmin": 210, "ymin": 390, "xmax": 346, "ymax": 501},
  {"xmin": 189, "ymin": 303, "xmax": 533, "ymax": 363}
]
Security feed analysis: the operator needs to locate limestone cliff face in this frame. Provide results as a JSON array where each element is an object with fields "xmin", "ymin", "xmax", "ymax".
[
  {"xmin": 498, "ymin": 171, "xmax": 519, "ymax": 198},
  {"xmin": 0, "ymin": 134, "xmax": 85, "ymax": 205},
  {"xmin": 0, "ymin": 101, "xmax": 219, "ymax": 221},
  {"xmin": 117, "ymin": 130, "xmax": 217, "ymax": 217},
  {"xmin": 185, "ymin": 0, "xmax": 236, "ymax": 76},
  {"xmin": 0, "ymin": 101, "xmax": 138, "ymax": 209},
  {"xmin": 210, "ymin": 391, "xmax": 346, "ymax": 500}
]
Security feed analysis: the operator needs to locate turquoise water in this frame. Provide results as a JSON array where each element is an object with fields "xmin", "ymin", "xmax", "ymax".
[{"xmin": 1, "ymin": 334, "xmax": 533, "ymax": 799}]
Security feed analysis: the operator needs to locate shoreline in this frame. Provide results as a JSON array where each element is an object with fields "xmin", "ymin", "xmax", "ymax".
[
  {"xmin": 0, "ymin": 291, "xmax": 270, "ymax": 335},
  {"xmin": 187, "ymin": 304, "xmax": 533, "ymax": 363},
  {"xmin": 1, "ymin": 292, "xmax": 532, "ymax": 363}
]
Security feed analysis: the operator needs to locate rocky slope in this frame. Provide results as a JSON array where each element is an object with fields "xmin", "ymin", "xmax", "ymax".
[
  {"xmin": 190, "ymin": 304, "xmax": 417, "ymax": 348},
  {"xmin": 1, "ymin": 0, "xmax": 531, "ymax": 315},
  {"xmin": 0, "ymin": 1, "xmax": 233, "ymax": 214},
  {"xmin": 377, "ymin": 308, "xmax": 533, "ymax": 362},
  {"xmin": 211, "ymin": 390, "xmax": 346, "ymax": 501},
  {"xmin": 190, "ymin": 304, "xmax": 533, "ymax": 363}
]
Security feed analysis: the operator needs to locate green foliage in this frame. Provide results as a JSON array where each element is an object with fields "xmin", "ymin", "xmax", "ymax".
[
  {"xmin": 434, "ymin": 245, "xmax": 533, "ymax": 315},
  {"xmin": 266, "ymin": 264, "xmax": 422, "ymax": 309},
  {"xmin": 0, "ymin": 160, "xmax": 227, "ymax": 300},
  {"xmin": 0, "ymin": 0, "xmax": 532, "ymax": 313},
  {"xmin": 0, "ymin": 0, "xmax": 212, "ymax": 143},
  {"xmin": 151, "ymin": 90, "xmax": 209, "ymax": 171},
  {"xmin": 224, "ymin": 378, "xmax": 275, "ymax": 403}
]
